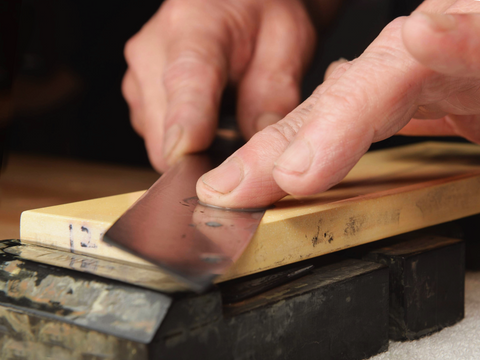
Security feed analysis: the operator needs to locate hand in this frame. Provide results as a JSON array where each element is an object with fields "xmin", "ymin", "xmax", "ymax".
[
  {"xmin": 122, "ymin": 0, "xmax": 316, "ymax": 172},
  {"xmin": 197, "ymin": 4, "xmax": 480, "ymax": 208}
]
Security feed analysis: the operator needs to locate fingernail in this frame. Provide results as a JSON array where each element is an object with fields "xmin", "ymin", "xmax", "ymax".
[
  {"xmin": 256, "ymin": 113, "xmax": 282, "ymax": 132},
  {"xmin": 275, "ymin": 138, "xmax": 313, "ymax": 175},
  {"xmin": 202, "ymin": 157, "xmax": 244, "ymax": 194},
  {"xmin": 163, "ymin": 124, "xmax": 183, "ymax": 160},
  {"xmin": 413, "ymin": 12, "xmax": 457, "ymax": 32}
]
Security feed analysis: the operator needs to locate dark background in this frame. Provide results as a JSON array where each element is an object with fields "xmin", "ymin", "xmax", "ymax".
[{"xmin": 2, "ymin": 0, "xmax": 450, "ymax": 172}]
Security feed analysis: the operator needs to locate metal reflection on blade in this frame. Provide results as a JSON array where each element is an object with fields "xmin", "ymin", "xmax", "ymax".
[{"xmin": 103, "ymin": 154, "xmax": 265, "ymax": 292}]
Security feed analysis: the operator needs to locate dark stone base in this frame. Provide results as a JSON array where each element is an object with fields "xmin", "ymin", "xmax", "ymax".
[
  {"xmin": 151, "ymin": 258, "xmax": 389, "ymax": 360},
  {"xmin": 0, "ymin": 241, "xmax": 391, "ymax": 360},
  {"xmin": 345, "ymin": 234, "xmax": 465, "ymax": 341}
]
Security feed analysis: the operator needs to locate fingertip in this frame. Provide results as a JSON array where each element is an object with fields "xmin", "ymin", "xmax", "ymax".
[
  {"xmin": 196, "ymin": 155, "xmax": 278, "ymax": 209},
  {"xmin": 161, "ymin": 98, "xmax": 218, "ymax": 164},
  {"xmin": 403, "ymin": 13, "xmax": 428, "ymax": 56},
  {"xmin": 144, "ymin": 138, "xmax": 169, "ymax": 173},
  {"xmin": 196, "ymin": 129, "xmax": 291, "ymax": 208},
  {"xmin": 196, "ymin": 176, "xmax": 218, "ymax": 205},
  {"xmin": 162, "ymin": 123, "xmax": 184, "ymax": 161},
  {"xmin": 201, "ymin": 157, "xmax": 245, "ymax": 195},
  {"xmin": 408, "ymin": 12, "xmax": 456, "ymax": 33}
]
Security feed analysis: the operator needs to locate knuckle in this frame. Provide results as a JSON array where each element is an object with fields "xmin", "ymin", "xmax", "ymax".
[
  {"xmin": 321, "ymin": 82, "xmax": 371, "ymax": 124},
  {"xmin": 272, "ymin": 117, "xmax": 303, "ymax": 139},
  {"xmin": 368, "ymin": 17, "xmax": 418, "ymax": 69},
  {"xmin": 145, "ymin": 140, "xmax": 168, "ymax": 173},
  {"xmin": 326, "ymin": 61, "xmax": 353, "ymax": 81},
  {"xmin": 160, "ymin": 0, "xmax": 193, "ymax": 26},
  {"xmin": 123, "ymin": 35, "xmax": 141, "ymax": 66},
  {"xmin": 334, "ymin": 61, "xmax": 352, "ymax": 74},
  {"xmin": 268, "ymin": 72, "xmax": 298, "ymax": 91},
  {"xmin": 413, "ymin": 105, "xmax": 444, "ymax": 119},
  {"xmin": 250, "ymin": 70, "xmax": 300, "ymax": 103},
  {"xmin": 260, "ymin": 116, "xmax": 304, "ymax": 150},
  {"xmin": 159, "ymin": 0, "xmax": 198, "ymax": 21},
  {"xmin": 331, "ymin": 89, "xmax": 366, "ymax": 112},
  {"xmin": 163, "ymin": 54, "xmax": 224, "ymax": 94}
]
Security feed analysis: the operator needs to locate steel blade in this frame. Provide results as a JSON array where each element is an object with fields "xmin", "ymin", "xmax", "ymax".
[{"xmin": 103, "ymin": 154, "xmax": 265, "ymax": 292}]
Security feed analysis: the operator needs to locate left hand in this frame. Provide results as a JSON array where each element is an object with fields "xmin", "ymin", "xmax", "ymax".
[{"xmin": 197, "ymin": 1, "xmax": 480, "ymax": 208}]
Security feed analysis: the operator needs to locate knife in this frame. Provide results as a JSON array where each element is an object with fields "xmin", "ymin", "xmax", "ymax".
[{"xmin": 103, "ymin": 121, "xmax": 266, "ymax": 293}]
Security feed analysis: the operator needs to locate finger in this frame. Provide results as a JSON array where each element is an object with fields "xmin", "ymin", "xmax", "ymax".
[
  {"xmin": 403, "ymin": 12, "xmax": 480, "ymax": 77},
  {"xmin": 134, "ymin": 0, "xmax": 250, "ymax": 169},
  {"xmin": 122, "ymin": 69, "xmax": 145, "ymax": 136},
  {"xmin": 197, "ymin": 55, "xmax": 357, "ymax": 208},
  {"xmin": 272, "ymin": 18, "xmax": 427, "ymax": 196},
  {"xmin": 397, "ymin": 117, "xmax": 457, "ymax": 136},
  {"xmin": 160, "ymin": 34, "xmax": 229, "ymax": 165},
  {"xmin": 123, "ymin": 25, "xmax": 169, "ymax": 171},
  {"xmin": 324, "ymin": 58, "xmax": 348, "ymax": 81},
  {"xmin": 196, "ymin": 54, "xmax": 358, "ymax": 208},
  {"xmin": 197, "ymin": 17, "xmax": 427, "ymax": 207},
  {"xmin": 197, "ymin": 93, "xmax": 319, "ymax": 208},
  {"xmin": 399, "ymin": 114, "xmax": 480, "ymax": 143},
  {"xmin": 236, "ymin": 0, "xmax": 316, "ymax": 137}
]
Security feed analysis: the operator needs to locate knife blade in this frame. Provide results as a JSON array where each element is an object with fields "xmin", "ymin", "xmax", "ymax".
[{"xmin": 103, "ymin": 130, "xmax": 266, "ymax": 293}]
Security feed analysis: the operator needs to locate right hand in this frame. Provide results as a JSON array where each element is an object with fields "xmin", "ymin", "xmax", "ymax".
[{"xmin": 122, "ymin": 0, "xmax": 316, "ymax": 172}]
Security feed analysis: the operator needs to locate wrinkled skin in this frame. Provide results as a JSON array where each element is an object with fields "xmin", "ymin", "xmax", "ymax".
[{"xmin": 123, "ymin": 0, "xmax": 480, "ymax": 208}]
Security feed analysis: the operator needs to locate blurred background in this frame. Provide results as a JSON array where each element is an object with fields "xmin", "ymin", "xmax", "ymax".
[{"xmin": 1, "ymin": 0, "xmax": 430, "ymax": 174}]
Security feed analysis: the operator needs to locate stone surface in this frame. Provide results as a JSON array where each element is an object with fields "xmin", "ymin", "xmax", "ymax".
[{"xmin": 360, "ymin": 235, "xmax": 465, "ymax": 341}]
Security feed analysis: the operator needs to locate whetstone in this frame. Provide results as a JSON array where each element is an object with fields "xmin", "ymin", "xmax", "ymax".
[{"xmin": 20, "ymin": 142, "xmax": 480, "ymax": 283}]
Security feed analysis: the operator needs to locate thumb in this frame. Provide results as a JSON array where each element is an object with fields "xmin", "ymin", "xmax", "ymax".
[
  {"xmin": 403, "ymin": 12, "xmax": 480, "ymax": 77},
  {"xmin": 196, "ymin": 95, "xmax": 319, "ymax": 208}
]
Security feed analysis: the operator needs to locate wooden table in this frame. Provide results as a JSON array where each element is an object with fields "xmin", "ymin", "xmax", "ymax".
[{"xmin": 0, "ymin": 153, "xmax": 158, "ymax": 239}]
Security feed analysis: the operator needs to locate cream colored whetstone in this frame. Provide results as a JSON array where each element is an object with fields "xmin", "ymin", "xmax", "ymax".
[
  {"xmin": 223, "ymin": 141, "xmax": 480, "ymax": 280},
  {"xmin": 20, "ymin": 191, "xmax": 153, "ymax": 267},
  {"xmin": 20, "ymin": 142, "xmax": 480, "ymax": 283}
]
